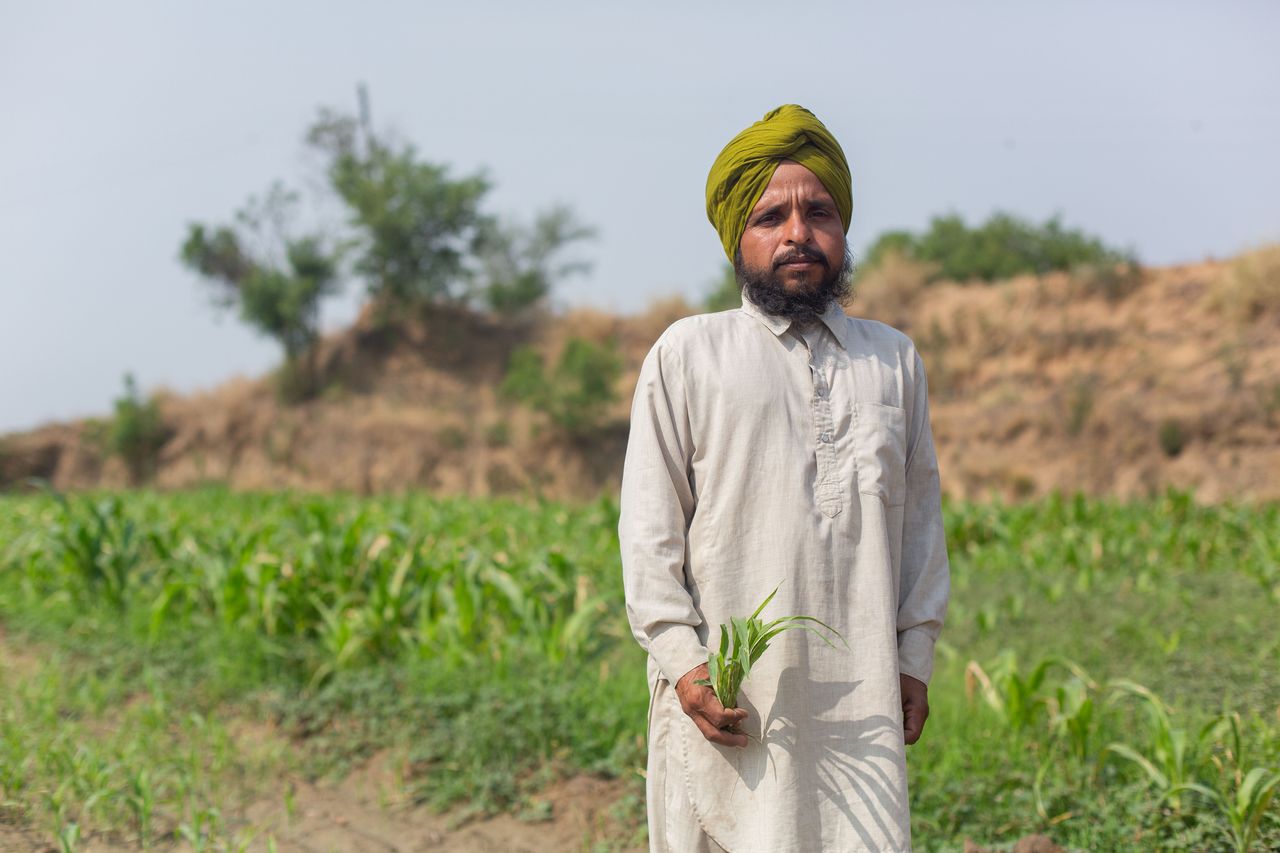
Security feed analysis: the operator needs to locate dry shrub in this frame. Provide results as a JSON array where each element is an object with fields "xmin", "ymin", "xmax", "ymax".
[
  {"xmin": 850, "ymin": 250, "xmax": 938, "ymax": 330},
  {"xmin": 553, "ymin": 308, "xmax": 622, "ymax": 349},
  {"xmin": 639, "ymin": 294, "xmax": 697, "ymax": 329},
  {"xmin": 1069, "ymin": 260, "xmax": 1144, "ymax": 302},
  {"xmin": 1208, "ymin": 243, "xmax": 1280, "ymax": 322}
]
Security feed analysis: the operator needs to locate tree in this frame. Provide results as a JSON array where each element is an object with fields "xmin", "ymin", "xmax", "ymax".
[
  {"xmin": 181, "ymin": 182, "xmax": 341, "ymax": 401},
  {"xmin": 474, "ymin": 204, "xmax": 596, "ymax": 315},
  {"xmin": 181, "ymin": 97, "xmax": 600, "ymax": 395},
  {"xmin": 307, "ymin": 106, "xmax": 598, "ymax": 318},
  {"xmin": 307, "ymin": 109, "xmax": 490, "ymax": 310}
]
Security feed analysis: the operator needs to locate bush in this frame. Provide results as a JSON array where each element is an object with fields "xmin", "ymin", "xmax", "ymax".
[
  {"xmin": 1158, "ymin": 419, "xmax": 1186, "ymax": 459},
  {"xmin": 1070, "ymin": 260, "xmax": 1144, "ymax": 301},
  {"xmin": 500, "ymin": 338, "xmax": 622, "ymax": 438},
  {"xmin": 1065, "ymin": 373, "xmax": 1096, "ymax": 437},
  {"xmin": 438, "ymin": 425, "xmax": 468, "ymax": 451},
  {"xmin": 273, "ymin": 357, "xmax": 322, "ymax": 404},
  {"xmin": 485, "ymin": 420, "xmax": 511, "ymax": 448},
  {"xmin": 107, "ymin": 373, "xmax": 170, "ymax": 484},
  {"xmin": 861, "ymin": 212, "xmax": 1138, "ymax": 285},
  {"xmin": 1217, "ymin": 339, "xmax": 1249, "ymax": 392},
  {"xmin": 1261, "ymin": 383, "xmax": 1280, "ymax": 427}
]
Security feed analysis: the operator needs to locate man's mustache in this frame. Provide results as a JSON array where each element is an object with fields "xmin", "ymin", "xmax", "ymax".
[{"xmin": 773, "ymin": 246, "xmax": 829, "ymax": 269}]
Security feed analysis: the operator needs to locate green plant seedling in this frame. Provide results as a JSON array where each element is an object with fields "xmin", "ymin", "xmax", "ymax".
[
  {"xmin": 694, "ymin": 581, "xmax": 848, "ymax": 714},
  {"xmin": 1167, "ymin": 767, "xmax": 1280, "ymax": 853}
]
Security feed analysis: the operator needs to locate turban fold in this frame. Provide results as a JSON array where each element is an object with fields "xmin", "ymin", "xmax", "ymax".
[{"xmin": 705, "ymin": 104, "xmax": 852, "ymax": 262}]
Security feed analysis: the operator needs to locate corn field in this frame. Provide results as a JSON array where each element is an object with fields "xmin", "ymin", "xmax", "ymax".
[{"xmin": 0, "ymin": 486, "xmax": 1277, "ymax": 850}]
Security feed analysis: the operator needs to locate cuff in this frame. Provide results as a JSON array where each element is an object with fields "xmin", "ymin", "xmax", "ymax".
[
  {"xmin": 648, "ymin": 622, "xmax": 710, "ymax": 685},
  {"xmin": 897, "ymin": 627, "xmax": 937, "ymax": 686}
]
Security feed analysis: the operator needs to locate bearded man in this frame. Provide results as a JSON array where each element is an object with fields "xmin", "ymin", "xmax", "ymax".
[{"xmin": 618, "ymin": 104, "xmax": 950, "ymax": 852}]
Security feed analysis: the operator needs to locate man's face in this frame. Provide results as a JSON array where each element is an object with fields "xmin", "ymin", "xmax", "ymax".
[
  {"xmin": 734, "ymin": 161, "xmax": 852, "ymax": 323},
  {"xmin": 738, "ymin": 161, "xmax": 847, "ymax": 293}
]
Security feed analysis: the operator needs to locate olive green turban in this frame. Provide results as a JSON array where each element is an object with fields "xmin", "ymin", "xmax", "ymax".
[{"xmin": 705, "ymin": 104, "xmax": 852, "ymax": 262}]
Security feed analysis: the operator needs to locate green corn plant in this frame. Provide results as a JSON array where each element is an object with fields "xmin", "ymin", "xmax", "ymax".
[
  {"xmin": 964, "ymin": 652, "xmax": 1092, "ymax": 733},
  {"xmin": 694, "ymin": 582, "xmax": 847, "ymax": 712},
  {"xmin": 1033, "ymin": 670, "xmax": 1100, "ymax": 819},
  {"xmin": 1166, "ymin": 766, "xmax": 1280, "ymax": 853},
  {"xmin": 50, "ymin": 494, "xmax": 142, "ymax": 609},
  {"xmin": 1047, "ymin": 676, "xmax": 1097, "ymax": 760},
  {"xmin": 126, "ymin": 768, "xmax": 155, "ymax": 844},
  {"xmin": 56, "ymin": 820, "xmax": 80, "ymax": 853},
  {"xmin": 1165, "ymin": 764, "xmax": 1280, "ymax": 853},
  {"xmin": 307, "ymin": 592, "xmax": 370, "ymax": 687},
  {"xmin": 1101, "ymin": 678, "xmax": 1222, "ymax": 812},
  {"xmin": 1168, "ymin": 710, "xmax": 1280, "ymax": 853}
]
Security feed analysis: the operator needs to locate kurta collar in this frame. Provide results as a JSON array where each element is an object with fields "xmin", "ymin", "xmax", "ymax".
[{"xmin": 740, "ymin": 288, "xmax": 852, "ymax": 352}]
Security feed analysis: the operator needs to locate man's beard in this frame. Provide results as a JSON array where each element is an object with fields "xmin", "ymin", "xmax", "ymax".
[{"xmin": 734, "ymin": 243, "xmax": 855, "ymax": 326}]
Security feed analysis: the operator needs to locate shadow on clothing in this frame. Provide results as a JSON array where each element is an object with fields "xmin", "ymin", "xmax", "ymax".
[{"xmin": 733, "ymin": 665, "xmax": 907, "ymax": 850}]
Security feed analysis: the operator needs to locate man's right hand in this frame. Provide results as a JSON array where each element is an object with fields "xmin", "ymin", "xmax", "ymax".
[{"xmin": 675, "ymin": 663, "xmax": 749, "ymax": 748}]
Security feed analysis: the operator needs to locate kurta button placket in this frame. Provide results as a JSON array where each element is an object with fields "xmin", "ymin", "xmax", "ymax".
[{"xmin": 796, "ymin": 324, "xmax": 843, "ymax": 518}]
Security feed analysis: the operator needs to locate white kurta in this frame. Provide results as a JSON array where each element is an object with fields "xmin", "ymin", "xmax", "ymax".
[{"xmin": 618, "ymin": 290, "xmax": 950, "ymax": 852}]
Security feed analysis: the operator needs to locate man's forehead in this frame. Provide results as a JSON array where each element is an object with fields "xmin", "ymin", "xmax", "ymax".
[{"xmin": 752, "ymin": 162, "xmax": 835, "ymax": 209}]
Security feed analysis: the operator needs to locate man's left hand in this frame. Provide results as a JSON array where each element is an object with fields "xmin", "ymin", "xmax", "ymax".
[{"xmin": 900, "ymin": 673, "xmax": 929, "ymax": 745}]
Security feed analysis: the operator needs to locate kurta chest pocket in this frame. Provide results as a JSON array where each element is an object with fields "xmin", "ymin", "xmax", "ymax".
[{"xmin": 853, "ymin": 402, "xmax": 908, "ymax": 507}]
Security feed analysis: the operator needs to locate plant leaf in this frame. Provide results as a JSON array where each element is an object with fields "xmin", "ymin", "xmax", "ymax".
[
  {"xmin": 1103, "ymin": 742, "xmax": 1169, "ymax": 790},
  {"xmin": 748, "ymin": 582, "xmax": 783, "ymax": 621}
]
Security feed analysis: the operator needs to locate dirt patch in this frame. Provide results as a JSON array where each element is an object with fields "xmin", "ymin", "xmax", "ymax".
[
  {"xmin": 237, "ymin": 762, "xmax": 638, "ymax": 853},
  {"xmin": 0, "ymin": 824, "xmax": 49, "ymax": 853}
]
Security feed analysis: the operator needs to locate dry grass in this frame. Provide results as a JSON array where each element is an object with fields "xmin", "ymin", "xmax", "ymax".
[
  {"xmin": 1207, "ymin": 243, "xmax": 1280, "ymax": 322},
  {"xmin": 849, "ymin": 250, "xmax": 937, "ymax": 331}
]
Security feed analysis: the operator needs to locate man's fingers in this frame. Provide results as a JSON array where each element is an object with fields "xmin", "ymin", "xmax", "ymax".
[
  {"xmin": 900, "ymin": 674, "xmax": 929, "ymax": 746},
  {"xmin": 678, "ymin": 681, "xmax": 749, "ymax": 746},
  {"xmin": 902, "ymin": 703, "xmax": 928, "ymax": 745},
  {"xmin": 903, "ymin": 716, "xmax": 921, "ymax": 745},
  {"xmin": 700, "ymin": 698, "xmax": 748, "ymax": 731},
  {"xmin": 691, "ymin": 711, "xmax": 748, "ymax": 747},
  {"xmin": 686, "ymin": 686, "xmax": 748, "ymax": 729}
]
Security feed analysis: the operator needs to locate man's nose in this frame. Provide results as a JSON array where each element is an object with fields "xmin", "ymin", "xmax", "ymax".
[{"xmin": 782, "ymin": 211, "xmax": 812, "ymax": 244}]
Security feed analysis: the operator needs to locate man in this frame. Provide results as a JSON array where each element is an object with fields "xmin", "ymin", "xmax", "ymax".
[{"xmin": 618, "ymin": 104, "xmax": 950, "ymax": 852}]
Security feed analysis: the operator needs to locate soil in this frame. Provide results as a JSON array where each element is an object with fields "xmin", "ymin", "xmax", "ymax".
[
  {"xmin": 0, "ymin": 766, "xmax": 638, "ymax": 852},
  {"xmin": 230, "ymin": 756, "xmax": 634, "ymax": 853}
]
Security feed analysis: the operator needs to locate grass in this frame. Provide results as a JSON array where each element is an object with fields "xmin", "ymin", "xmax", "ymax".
[
  {"xmin": 1209, "ymin": 243, "xmax": 1280, "ymax": 323},
  {"xmin": 0, "ymin": 486, "xmax": 1277, "ymax": 850}
]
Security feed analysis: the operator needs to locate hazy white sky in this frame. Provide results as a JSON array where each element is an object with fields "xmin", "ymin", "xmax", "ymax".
[{"xmin": 2, "ymin": 0, "xmax": 1278, "ymax": 434}]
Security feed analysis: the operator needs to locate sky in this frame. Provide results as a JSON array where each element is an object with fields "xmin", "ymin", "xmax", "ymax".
[{"xmin": 2, "ymin": 1, "xmax": 1278, "ymax": 434}]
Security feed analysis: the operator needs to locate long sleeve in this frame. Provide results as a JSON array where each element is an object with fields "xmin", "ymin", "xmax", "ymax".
[
  {"xmin": 618, "ymin": 335, "xmax": 710, "ymax": 686},
  {"xmin": 896, "ymin": 348, "xmax": 951, "ymax": 685}
]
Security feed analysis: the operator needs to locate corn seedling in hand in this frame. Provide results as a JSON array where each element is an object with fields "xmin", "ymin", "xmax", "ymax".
[{"xmin": 695, "ymin": 582, "xmax": 848, "ymax": 713}]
